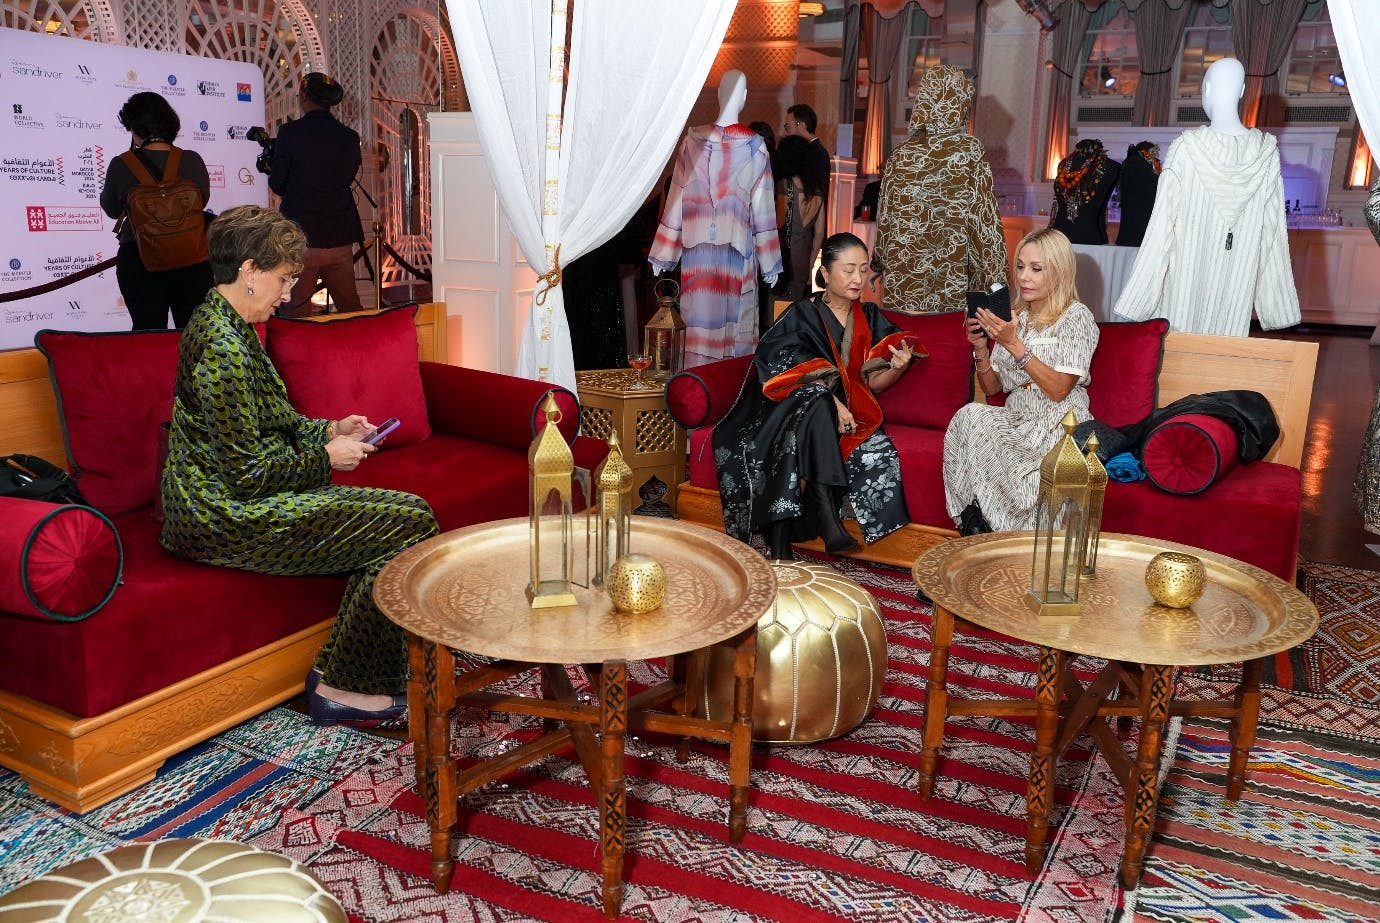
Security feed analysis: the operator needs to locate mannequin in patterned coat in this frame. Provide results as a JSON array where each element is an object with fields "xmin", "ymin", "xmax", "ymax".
[
  {"xmin": 872, "ymin": 65, "xmax": 1008, "ymax": 314},
  {"xmin": 1354, "ymin": 176, "xmax": 1380, "ymax": 530},
  {"xmin": 160, "ymin": 206, "xmax": 437, "ymax": 727}
]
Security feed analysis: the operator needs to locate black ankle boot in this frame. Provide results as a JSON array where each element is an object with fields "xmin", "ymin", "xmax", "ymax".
[
  {"xmin": 762, "ymin": 521, "xmax": 795, "ymax": 561},
  {"xmin": 958, "ymin": 501, "xmax": 993, "ymax": 536},
  {"xmin": 807, "ymin": 482, "xmax": 860, "ymax": 554}
]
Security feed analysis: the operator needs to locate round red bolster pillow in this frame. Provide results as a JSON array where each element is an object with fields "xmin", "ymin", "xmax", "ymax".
[
  {"xmin": 1141, "ymin": 413, "xmax": 1240, "ymax": 496},
  {"xmin": 0, "ymin": 497, "xmax": 123, "ymax": 621}
]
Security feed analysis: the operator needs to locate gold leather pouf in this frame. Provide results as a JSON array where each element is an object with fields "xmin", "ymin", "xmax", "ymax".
[
  {"xmin": 701, "ymin": 561, "xmax": 888, "ymax": 744},
  {"xmin": 0, "ymin": 839, "xmax": 346, "ymax": 922}
]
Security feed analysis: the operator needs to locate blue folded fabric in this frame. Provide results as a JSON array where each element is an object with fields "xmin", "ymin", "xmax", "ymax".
[{"xmin": 1105, "ymin": 452, "xmax": 1146, "ymax": 482}]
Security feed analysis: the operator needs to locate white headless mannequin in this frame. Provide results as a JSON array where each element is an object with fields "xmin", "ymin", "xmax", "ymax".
[
  {"xmin": 1202, "ymin": 57, "xmax": 1249, "ymax": 136},
  {"xmin": 653, "ymin": 70, "xmax": 777, "ymax": 284}
]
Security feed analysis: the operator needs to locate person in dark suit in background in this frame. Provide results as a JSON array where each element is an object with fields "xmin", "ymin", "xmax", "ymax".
[
  {"xmin": 269, "ymin": 72, "xmax": 364, "ymax": 317},
  {"xmin": 783, "ymin": 104, "xmax": 833, "ymax": 265}
]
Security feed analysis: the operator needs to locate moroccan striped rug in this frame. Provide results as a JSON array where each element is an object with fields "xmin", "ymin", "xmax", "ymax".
[{"xmin": 2, "ymin": 557, "xmax": 1375, "ymax": 921}]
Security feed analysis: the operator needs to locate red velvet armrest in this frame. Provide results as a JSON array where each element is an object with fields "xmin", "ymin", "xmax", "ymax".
[
  {"xmin": 664, "ymin": 356, "xmax": 755, "ymax": 430},
  {"xmin": 420, "ymin": 362, "xmax": 580, "ymax": 450}
]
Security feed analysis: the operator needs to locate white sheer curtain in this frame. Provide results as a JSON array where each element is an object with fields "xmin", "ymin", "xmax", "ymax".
[
  {"xmin": 1330, "ymin": 0, "xmax": 1379, "ymax": 163},
  {"xmin": 445, "ymin": 0, "xmax": 736, "ymax": 392}
]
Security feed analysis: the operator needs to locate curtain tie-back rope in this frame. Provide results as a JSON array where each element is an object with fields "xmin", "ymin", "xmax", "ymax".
[{"xmin": 534, "ymin": 243, "xmax": 563, "ymax": 306}]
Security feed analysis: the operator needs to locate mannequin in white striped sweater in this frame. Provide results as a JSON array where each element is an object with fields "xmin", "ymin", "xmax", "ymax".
[{"xmin": 1113, "ymin": 58, "xmax": 1300, "ymax": 336}]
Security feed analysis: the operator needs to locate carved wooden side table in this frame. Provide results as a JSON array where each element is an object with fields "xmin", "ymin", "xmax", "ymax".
[
  {"xmin": 374, "ymin": 516, "xmax": 776, "ymax": 920},
  {"xmin": 912, "ymin": 532, "xmax": 1318, "ymax": 889},
  {"xmin": 575, "ymin": 369, "xmax": 687, "ymax": 513}
]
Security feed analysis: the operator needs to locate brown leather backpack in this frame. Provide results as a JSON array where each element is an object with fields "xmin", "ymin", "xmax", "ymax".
[{"xmin": 118, "ymin": 147, "xmax": 209, "ymax": 271}]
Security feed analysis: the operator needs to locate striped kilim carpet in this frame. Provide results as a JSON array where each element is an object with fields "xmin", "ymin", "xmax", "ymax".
[{"xmin": 1, "ymin": 557, "xmax": 1376, "ymax": 921}]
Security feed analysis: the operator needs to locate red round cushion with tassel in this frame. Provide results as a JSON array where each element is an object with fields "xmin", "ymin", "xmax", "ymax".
[
  {"xmin": 1141, "ymin": 413, "xmax": 1240, "ymax": 496},
  {"xmin": 0, "ymin": 497, "xmax": 123, "ymax": 621}
]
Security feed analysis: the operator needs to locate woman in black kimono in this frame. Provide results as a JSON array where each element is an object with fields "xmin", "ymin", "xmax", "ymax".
[{"xmin": 713, "ymin": 233, "xmax": 919, "ymax": 560}]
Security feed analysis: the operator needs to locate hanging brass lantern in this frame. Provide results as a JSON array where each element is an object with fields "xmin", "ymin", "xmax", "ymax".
[
  {"xmin": 1028, "ymin": 411, "xmax": 1091, "ymax": 617},
  {"xmin": 643, "ymin": 278, "xmax": 687, "ymax": 381},
  {"xmin": 528, "ymin": 393, "xmax": 577, "ymax": 608},
  {"xmin": 1081, "ymin": 432, "xmax": 1108, "ymax": 576},
  {"xmin": 592, "ymin": 431, "xmax": 634, "ymax": 585}
]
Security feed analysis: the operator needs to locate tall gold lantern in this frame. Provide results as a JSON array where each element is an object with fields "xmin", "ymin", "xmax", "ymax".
[
  {"xmin": 643, "ymin": 278, "xmax": 687, "ymax": 381},
  {"xmin": 1028, "ymin": 412, "xmax": 1091, "ymax": 617},
  {"xmin": 592, "ymin": 431, "xmax": 634, "ymax": 585},
  {"xmin": 528, "ymin": 394, "xmax": 577, "ymax": 608},
  {"xmin": 1081, "ymin": 432, "xmax": 1108, "ymax": 576}
]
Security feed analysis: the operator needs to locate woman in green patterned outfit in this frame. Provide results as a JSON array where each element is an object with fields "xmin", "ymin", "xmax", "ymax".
[{"xmin": 160, "ymin": 205, "xmax": 438, "ymax": 727}]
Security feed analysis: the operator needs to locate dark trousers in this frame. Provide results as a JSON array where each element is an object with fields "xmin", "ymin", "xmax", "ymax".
[{"xmin": 116, "ymin": 243, "xmax": 214, "ymax": 330}]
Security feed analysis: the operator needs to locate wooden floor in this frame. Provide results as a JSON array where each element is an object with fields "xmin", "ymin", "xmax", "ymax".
[{"xmin": 1289, "ymin": 326, "xmax": 1380, "ymax": 570}]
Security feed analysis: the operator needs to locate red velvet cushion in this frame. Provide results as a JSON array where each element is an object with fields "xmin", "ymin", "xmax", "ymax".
[
  {"xmin": 419, "ymin": 362, "xmax": 579, "ymax": 449},
  {"xmin": 267, "ymin": 306, "xmax": 431, "ymax": 447},
  {"xmin": 1142, "ymin": 413, "xmax": 1240, "ymax": 496},
  {"xmin": 665, "ymin": 357, "xmax": 754, "ymax": 429},
  {"xmin": 877, "ymin": 311, "xmax": 974, "ymax": 430},
  {"xmin": 1088, "ymin": 319, "xmax": 1169, "ymax": 427},
  {"xmin": 0, "ymin": 511, "xmax": 342, "ymax": 717},
  {"xmin": 687, "ymin": 427, "xmax": 719, "ymax": 489},
  {"xmin": 886, "ymin": 424, "xmax": 953, "ymax": 530},
  {"xmin": 0, "ymin": 498, "xmax": 122, "ymax": 621},
  {"xmin": 35, "ymin": 329, "xmax": 182, "ymax": 514},
  {"xmin": 1100, "ymin": 463, "xmax": 1300, "ymax": 582}
]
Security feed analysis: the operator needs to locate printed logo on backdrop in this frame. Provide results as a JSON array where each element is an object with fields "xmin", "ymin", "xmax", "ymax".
[
  {"xmin": 9, "ymin": 59, "xmax": 62, "ymax": 80},
  {"xmin": 161, "ymin": 73, "xmax": 185, "ymax": 97},
  {"xmin": 46, "ymin": 252, "xmax": 105, "ymax": 282},
  {"xmin": 2, "ymin": 155, "xmax": 60, "ymax": 183},
  {"xmin": 0, "ymin": 257, "xmax": 32, "ymax": 285},
  {"xmin": 225, "ymin": 124, "xmax": 252, "ymax": 140},
  {"xmin": 74, "ymin": 63, "xmax": 97, "ymax": 86},
  {"xmin": 115, "ymin": 69, "xmax": 146, "ymax": 91},
  {"xmin": 197, "ymin": 80, "xmax": 226, "ymax": 98},
  {"xmin": 66, "ymin": 299, "xmax": 85, "ymax": 319},
  {"xmin": 207, "ymin": 164, "xmax": 225, "ymax": 188},
  {"xmin": 26, "ymin": 205, "xmax": 102, "ymax": 232},
  {"xmin": 191, "ymin": 120, "xmax": 216, "ymax": 143},
  {"xmin": 236, "ymin": 83, "xmax": 252, "ymax": 101},
  {"xmin": 3, "ymin": 308, "xmax": 55, "ymax": 326},
  {"xmin": 69, "ymin": 146, "xmax": 101, "ymax": 199},
  {"xmin": 11, "ymin": 104, "xmax": 45, "ymax": 130},
  {"xmin": 237, "ymin": 167, "xmax": 255, "ymax": 185},
  {"xmin": 55, "ymin": 114, "xmax": 102, "ymax": 132}
]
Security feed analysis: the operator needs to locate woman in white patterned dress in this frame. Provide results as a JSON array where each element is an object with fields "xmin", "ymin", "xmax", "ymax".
[{"xmin": 943, "ymin": 228, "xmax": 1099, "ymax": 533}]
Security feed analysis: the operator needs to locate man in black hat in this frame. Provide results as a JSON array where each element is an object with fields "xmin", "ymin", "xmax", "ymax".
[{"xmin": 269, "ymin": 72, "xmax": 365, "ymax": 316}]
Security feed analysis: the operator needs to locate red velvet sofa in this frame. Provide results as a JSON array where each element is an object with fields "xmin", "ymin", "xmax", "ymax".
[
  {"xmin": 0, "ymin": 306, "xmax": 604, "ymax": 812},
  {"xmin": 665, "ymin": 310, "xmax": 1305, "ymax": 583}
]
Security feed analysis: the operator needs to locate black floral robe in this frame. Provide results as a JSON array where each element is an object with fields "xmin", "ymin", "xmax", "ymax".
[{"xmin": 713, "ymin": 295, "xmax": 914, "ymax": 544}]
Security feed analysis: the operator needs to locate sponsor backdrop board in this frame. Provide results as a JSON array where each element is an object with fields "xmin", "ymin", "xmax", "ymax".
[{"xmin": 0, "ymin": 27, "xmax": 268, "ymax": 349}]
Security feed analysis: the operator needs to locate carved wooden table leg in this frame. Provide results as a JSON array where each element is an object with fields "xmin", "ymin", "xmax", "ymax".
[
  {"xmin": 599, "ymin": 659, "xmax": 628, "ymax": 920},
  {"xmin": 1026, "ymin": 646, "xmax": 1064, "ymax": 873},
  {"xmin": 672, "ymin": 649, "xmax": 705, "ymax": 764},
  {"xmin": 408, "ymin": 636, "xmax": 429, "ymax": 801},
  {"xmin": 919, "ymin": 604, "xmax": 955, "ymax": 800},
  {"xmin": 727, "ymin": 626, "xmax": 757, "ymax": 843},
  {"xmin": 422, "ymin": 640, "xmax": 457, "ymax": 893},
  {"xmin": 1226, "ymin": 657, "xmax": 1263, "ymax": 801},
  {"xmin": 1122, "ymin": 663, "xmax": 1174, "ymax": 889}
]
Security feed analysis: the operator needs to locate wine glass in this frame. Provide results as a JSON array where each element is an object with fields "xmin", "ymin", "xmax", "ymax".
[{"xmin": 628, "ymin": 353, "xmax": 652, "ymax": 390}]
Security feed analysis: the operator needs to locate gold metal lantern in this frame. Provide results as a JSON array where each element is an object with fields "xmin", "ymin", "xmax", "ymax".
[
  {"xmin": 528, "ymin": 393, "xmax": 577, "ymax": 608},
  {"xmin": 1081, "ymin": 432, "xmax": 1108, "ymax": 576},
  {"xmin": 1028, "ymin": 412, "xmax": 1091, "ymax": 617},
  {"xmin": 643, "ymin": 278, "xmax": 687, "ymax": 381},
  {"xmin": 592, "ymin": 431, "xmax": 634, "ymax": 585}
]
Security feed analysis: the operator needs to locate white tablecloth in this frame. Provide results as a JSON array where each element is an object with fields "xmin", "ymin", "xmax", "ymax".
[{"xmin": 1072, "ymin": 244, "xmax": 1140, "ymax": 322}]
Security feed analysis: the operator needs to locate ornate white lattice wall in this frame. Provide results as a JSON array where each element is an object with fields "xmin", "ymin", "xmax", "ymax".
[{"xmin": 3, "ymin": 0, "xmax": 464, "ymax": 289}]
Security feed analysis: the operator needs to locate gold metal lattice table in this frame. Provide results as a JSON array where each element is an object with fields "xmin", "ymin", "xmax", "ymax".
[
  {"xmin": 912, "ymin": 532, "xmax": 1318, "ymax": 889},
  {"xmin": 373, "ymin": 516, "xmax": 777, "ymax": 920},
  {"xmin": 575, "ymin": 369, "xmax": 687, "ymax": 512}
]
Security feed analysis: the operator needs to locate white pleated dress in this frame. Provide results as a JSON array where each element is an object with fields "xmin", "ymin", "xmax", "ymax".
[{"xmin": 943, "ymin": 302, "xmax": 1100, "ymax": 531}]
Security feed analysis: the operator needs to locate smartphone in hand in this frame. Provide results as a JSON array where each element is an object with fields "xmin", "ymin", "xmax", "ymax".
[
  {"xmin": 361, "ymin": 417, "xmax": 400, "ymax": 446},
  {"xmin": 966, "ymin": 284, "xmax": 1013, "ymax": 323}
]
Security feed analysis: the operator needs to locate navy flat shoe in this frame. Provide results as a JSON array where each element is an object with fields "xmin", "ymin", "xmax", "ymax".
[
  {"xmin": 305, "ymin": 668, "xmax": 323, "ymax": 697},
  {"xmin": 308, "ymin": 689, "xmax": 408, "ymax": 728}
]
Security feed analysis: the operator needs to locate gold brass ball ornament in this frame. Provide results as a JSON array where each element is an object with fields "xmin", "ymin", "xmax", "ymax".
[
  {"xmin": 700, "ymin": 561, "xmax": 887, "ymax": 744},
  {"xmin": 607, "ymin": 553, "xmax": 668, "ymax": 614},
  {"xmin": 1144, "ymin": 551, "xmax": 1208, "ymax": 608}
]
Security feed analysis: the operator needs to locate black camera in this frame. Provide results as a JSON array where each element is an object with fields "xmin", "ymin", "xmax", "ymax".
[{"xmin": 247, "ymin": 126, "xmax": 275, "ymax": 175}]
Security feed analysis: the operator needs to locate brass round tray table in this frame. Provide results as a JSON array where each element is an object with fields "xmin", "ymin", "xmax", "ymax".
[
  {"xmin": 375, "ymin": 516, "xmax": 777, "ymax": 920},
  {"xmin": 912, "ymin": 532, "xmax": 1317, "ymax": 889}
]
